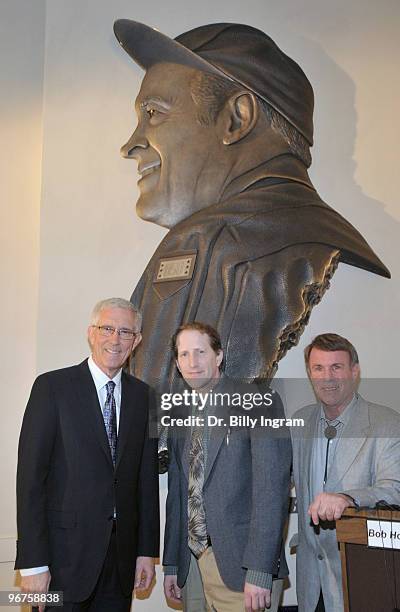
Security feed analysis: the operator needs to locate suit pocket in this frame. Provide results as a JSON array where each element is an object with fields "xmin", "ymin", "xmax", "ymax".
[{"xmin": 47, "ymin": 509, "xmax": 76, "ymax": 529}]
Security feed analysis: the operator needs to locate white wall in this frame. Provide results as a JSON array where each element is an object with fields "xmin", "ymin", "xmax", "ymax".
[
  {"xmin": 2, "ymin": 0, "xmax": 399, "ymax": 609},
  {"xmin": 0, "ymin": 0, "xmax": 46, "ymax": 606}
]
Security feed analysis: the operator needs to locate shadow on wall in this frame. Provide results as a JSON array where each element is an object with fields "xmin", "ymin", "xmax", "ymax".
[{"xmin": 301, "ymin": 38, "xmax": 398, "ymax": 271}]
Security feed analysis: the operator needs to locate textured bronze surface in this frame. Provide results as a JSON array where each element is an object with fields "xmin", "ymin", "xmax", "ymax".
[{"xmin": 114, "ymin": 22, "xmax": 390, "ymax": 461}]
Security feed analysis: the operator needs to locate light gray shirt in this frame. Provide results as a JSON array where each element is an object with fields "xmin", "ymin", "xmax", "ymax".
[{"xmin": 310, "ymin": 395, "xmax": 357, "ymax": 501}]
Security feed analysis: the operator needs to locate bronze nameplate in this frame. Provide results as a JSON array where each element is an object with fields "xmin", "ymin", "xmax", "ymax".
[{"xmin": 154, "ymin": 252, "xmax": 197, "ymax": 283}]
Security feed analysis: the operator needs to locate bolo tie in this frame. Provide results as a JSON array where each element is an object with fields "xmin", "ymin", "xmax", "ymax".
[{"xmin": 323, "ymin": 420, "xmax": 340, "ymax": 486}]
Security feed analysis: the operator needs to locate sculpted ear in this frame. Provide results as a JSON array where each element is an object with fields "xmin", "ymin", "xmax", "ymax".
[{"xmin": 221, "ymin": 91, "xmax": 259, "ymax": 145}]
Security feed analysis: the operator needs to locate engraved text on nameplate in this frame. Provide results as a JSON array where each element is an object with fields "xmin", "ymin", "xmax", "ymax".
[{"xmin": 155, "ymin": 252, "xmax": 197, "ymax": 283}]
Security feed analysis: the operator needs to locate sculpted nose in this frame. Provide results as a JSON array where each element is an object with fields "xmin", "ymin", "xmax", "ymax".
[{"xmin": 120, "ymin": 127, "xmax": 148, "ymax": 159}]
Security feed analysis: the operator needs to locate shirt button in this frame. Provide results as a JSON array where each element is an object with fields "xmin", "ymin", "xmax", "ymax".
[{"xmin": 317, "ymin": 554, "xmax": 324, "ymax": 560}]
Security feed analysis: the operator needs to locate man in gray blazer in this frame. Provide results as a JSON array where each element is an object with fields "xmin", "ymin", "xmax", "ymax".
[
  {"xmin": 291, "ymin": 333, "xmax": 400, "ymax": 612},
  {"xmin": 162, "ymin": 322, "xmax": 292, "ymax": 612}
]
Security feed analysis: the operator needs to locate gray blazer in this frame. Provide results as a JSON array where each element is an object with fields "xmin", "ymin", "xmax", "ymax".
[
  {"xmin": 291, "ymin": 395, "xmax": 400, "ymax": 612},
  {"xmin": 163, "ymin": 377, "xmax": 292, "ymax": 591}
]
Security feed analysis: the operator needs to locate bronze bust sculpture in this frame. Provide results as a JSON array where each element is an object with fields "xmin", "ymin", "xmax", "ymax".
[{"xmin": 114, "ymin": 20, "xmax": 389, "ymax": 387}]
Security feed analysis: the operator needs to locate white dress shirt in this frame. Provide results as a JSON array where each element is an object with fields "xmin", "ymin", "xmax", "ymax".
[
  {"xmin": 20, "ymin": 357, "xmax": 122, "ymax": 577},
  {"xmin": 87, "ymin": 355, "xmax": 122, "ymax": 433}
]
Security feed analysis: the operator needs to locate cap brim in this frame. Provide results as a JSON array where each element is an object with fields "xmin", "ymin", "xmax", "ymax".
[{"xmin": 114, "ymin": 19, "xmax": 224, "ymax": 77}]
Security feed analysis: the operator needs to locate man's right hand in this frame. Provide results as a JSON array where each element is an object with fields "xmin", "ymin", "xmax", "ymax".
[
  {"xmin": 308, "ymin": 492, "xmax": 354, "ymax": 525},
  {"xmin": 244, "ymin": 582, "xmax": 271, "ymax": 611},
  {"xmin": 21, "ymin": 570, "xmax": 51, "ymax": 612},
  {"xmin": 163, "ymin": 574, "xmax": 182, "ymax": 605}
]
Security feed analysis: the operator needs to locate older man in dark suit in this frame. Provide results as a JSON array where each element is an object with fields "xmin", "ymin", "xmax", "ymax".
[
  {"xmin": 15, "ymin": 297, "xmax": 159, "ymax": 611},
  {"xmin": 163, "ymin": 322, "xmax": 292, "ymax": 612}
]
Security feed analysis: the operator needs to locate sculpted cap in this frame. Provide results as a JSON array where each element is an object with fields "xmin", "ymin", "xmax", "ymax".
[{"xmin": 114, "ymin": 20, "xmax": 314, "ymax": 145}]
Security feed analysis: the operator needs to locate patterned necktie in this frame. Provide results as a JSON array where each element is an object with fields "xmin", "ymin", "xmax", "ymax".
[
  {"xmin": 104, "ymin": 381, "xmax": 117, "ymax": 465},
  {"xmin": 188, "ymin": 426, "xmax": 208, "ymax": 557}
]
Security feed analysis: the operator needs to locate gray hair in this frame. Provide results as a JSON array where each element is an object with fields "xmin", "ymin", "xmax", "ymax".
[
  {"xmin": 90, "ymin": 298, "xmax": 142, "ymax": 330},
  {"xmin": 190, "ymin": 71, "xmax": 312, "ymax": 168}
]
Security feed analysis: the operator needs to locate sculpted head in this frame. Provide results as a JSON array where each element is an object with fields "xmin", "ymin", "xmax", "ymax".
[
  {"xmin": 305, "ymin": 333, "xmax": 360, "ymax": 419},
  {"xmin": 171, "ymin": 322, "xmax": 223, "ymax": 390},
  {"xmin": 115, "ymin": 20, "xmax": 314, "ymax": 229},
  {"xmin": 121, "ymin": 63, "xmax": 234, "ymax": 228}
]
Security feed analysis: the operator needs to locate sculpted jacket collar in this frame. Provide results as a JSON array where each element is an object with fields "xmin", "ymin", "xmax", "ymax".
[
  {"xmin": 131, "ymin": 154, "xmax": 388, "ymax": 385},
  {"xmin": 169, "ymin": 154, "xmax": 388, "ymax": 278}
]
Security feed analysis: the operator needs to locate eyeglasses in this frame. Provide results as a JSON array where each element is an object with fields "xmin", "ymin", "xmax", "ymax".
[{"xmin": 91, "ymin": 325, "xmax": 139, "ymax": 340}]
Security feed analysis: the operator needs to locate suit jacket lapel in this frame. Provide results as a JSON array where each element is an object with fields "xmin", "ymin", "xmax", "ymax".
[
  {"xmin": 204, "ymin": 426, "xmax": 226, "ymax": 484},
  {"xmin": 177, "ymin": 376, "xmax": 237, "ymax": 484},
  {"xmin": 180, "ymin": 420, "xmax": 226, "ymax": 484},
  {"xmin": 115, "ymin": 372, "xmax": 142, "ymax": 470},
  {"xmin": 299, "ymin": 407, "xmax": 320, "ymax": 503},
  {"xmin": 180, "ymin": 380, "xmax": 227, "ymax": 483},
  {"xmin": 181, "ymin": 429, "xmax": 191, "ymax": 481},
  {"xmin": 327, "ymin": 396, "xmax": 370, "ymax": 487},
  {"xmin": 72, "ymin": 360, "xmax": 114, "ymax": 468},
  {"xmin": 203, "ymin": 376, "xmax": 234, "ymax": 484}
]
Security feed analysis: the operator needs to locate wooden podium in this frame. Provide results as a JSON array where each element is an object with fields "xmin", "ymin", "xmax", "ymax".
[{"xmin": 336, "ymin": 508, "xmax": 400, "ymax": 611}]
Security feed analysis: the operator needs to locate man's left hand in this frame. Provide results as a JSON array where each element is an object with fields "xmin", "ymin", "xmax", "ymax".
[
  {"xmin": 308, "ymin": 492, "xmax": 354, "ymax": 525},
  {"xmin": 244, "ymin": 582, "xmax": 271, "ymax": 611},
  {"xmin": 134, "ymin": 556, "xmax": 155, "ymax": 591},
  {"xmin": 21, "ymin": 571, "xmax": 51, "ymax": 612}
]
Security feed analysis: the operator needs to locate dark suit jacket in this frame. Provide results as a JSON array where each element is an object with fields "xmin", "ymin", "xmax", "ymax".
[
  {"xmin": 15, "ymin": 359, "xmax": 159, "ymax": 602},
  {"xmin": 163, "ymin": 377, "xmax": 292, "ymax": 591}
]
